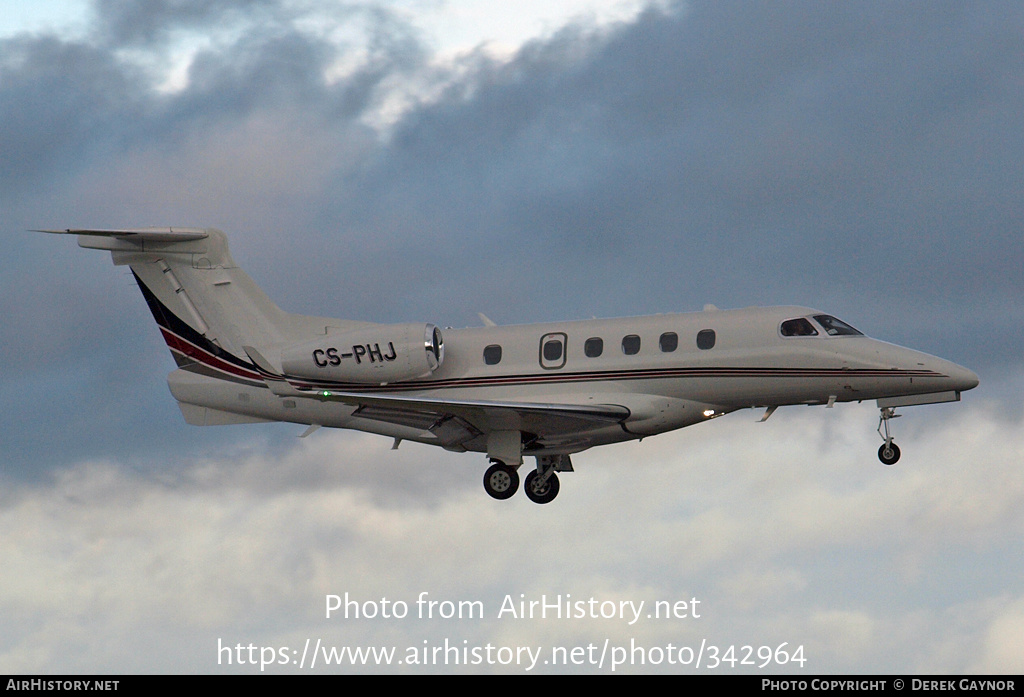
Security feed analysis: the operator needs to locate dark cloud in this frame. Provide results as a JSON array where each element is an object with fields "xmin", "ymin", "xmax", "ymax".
[
  {"xmin": 0, "ymin": 36, "xmax": 145, "ymax": 193},
  {"xmin": 334, "ymin": 0, "xmax": 1024, "ymax": 347},
  {"xmin": 94, "ymin": 0, "xmax": 280, "ymax": 46}
]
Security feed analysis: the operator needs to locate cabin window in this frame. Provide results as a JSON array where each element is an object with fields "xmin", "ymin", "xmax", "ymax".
[
  {"xmin": 543, "ymin": 339, "xmax": 563, "ymax": 362},
  {"xmin": 780, "ymin": 318, "xmax": 818, "ymax": 337},
  {"xmin": 659, "ymin": 332, "xmax": 678, "ymax": 352},
  {"xmin": 813, "ymin": 315, "xmax": 863, "ymax": 336},
  {"xmin": 696, "ymin": 329, "xmax": 716, "ymax": 350},
  {"xmin": 622, "ymin": 335, "xmax": 641, "ymax": 355},
  {"xmin": 483, "ymin": 344, "xmax": 502, "ymax": 365},
  {"xmin": 584, "ymin": 337, "xmax": 604, "ymax": 358}
]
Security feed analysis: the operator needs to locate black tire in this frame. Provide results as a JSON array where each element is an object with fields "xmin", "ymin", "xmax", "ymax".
[
  {"xmin": 483, "ymin": 462, "xmax": 519, "ymax": 500},
  {"xmin": 524, "ymin": 470, "xmax": 560, "ymax": 504},
  {"xmin": 878, "ymin": 442, "xmax": 901, "ymax": 466}
]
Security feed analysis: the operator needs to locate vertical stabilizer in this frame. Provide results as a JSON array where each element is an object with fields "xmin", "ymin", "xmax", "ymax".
[{"xmin": 40, "ymin": 228, "xmax": 288, "ymax": 380}]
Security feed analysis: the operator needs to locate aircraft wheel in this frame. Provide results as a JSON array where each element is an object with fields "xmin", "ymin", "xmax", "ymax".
[
  {"xmin": 878, "ymin": 442, "xmax": 901, "ymax": 466},
  {"xmin": 524, "ymin": 470, "xmax": 560, "ymax": 504},
  {"xmin": 483, "ymin": 462, "xmax": 519, "ymax": 500}
]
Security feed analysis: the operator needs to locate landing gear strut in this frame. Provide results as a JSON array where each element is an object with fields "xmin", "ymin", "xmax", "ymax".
[{"xmin": 877, "ymin": 407, "xmax": 901, "ymax": 465}]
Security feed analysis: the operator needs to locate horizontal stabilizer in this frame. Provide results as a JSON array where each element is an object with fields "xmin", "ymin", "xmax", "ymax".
[{"xmin": 33, "ymin": 227, "xmax": 209, "ymax": 243}]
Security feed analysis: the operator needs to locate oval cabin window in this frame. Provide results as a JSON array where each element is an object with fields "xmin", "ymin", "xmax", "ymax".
[
  {"xmin": 696, "ymin": 329, "xmax": 716, "ymax": 350},
  {"xmin": 483, "ymin": 344, "xmax": 502, "ymax": 365}
]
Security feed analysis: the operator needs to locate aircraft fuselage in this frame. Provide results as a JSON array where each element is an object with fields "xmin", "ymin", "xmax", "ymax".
[{"xmin": 168, "ymin": 305, "xmax": 978, "ymax": 456}]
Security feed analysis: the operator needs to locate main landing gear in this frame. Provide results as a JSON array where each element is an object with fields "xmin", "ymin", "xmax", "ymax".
[
  {"xmin": 524, "ymin": 468, "xmax": 560, "ymax": 504},
  {"xmin": 877, "ymin": 407, "xmax": 901, "ymax": 465},
  {"xmin": 483, "ymin": 455, "xmax": 571, "ymax": 504},
  {"xmin": 483, "ymin": 461, "xmax": 519, "ymax": 500}
]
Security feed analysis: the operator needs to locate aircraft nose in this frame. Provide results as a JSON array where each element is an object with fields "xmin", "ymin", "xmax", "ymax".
[
  {"xmin": 887, "ymin": 343, "xmax": 979, "ymax": 393},
  {"xmin": 947, "ymin": 362, "xmax": 980, "ymax": 392}
]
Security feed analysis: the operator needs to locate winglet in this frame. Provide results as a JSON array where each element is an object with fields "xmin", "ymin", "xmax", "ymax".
[
  {"xmin": 243, "ymin": 345, "xmax": 279, "ymax": 377},
  {"xmin": 243, "ymin": 345, "xmax": 304, "ymax": 397}
]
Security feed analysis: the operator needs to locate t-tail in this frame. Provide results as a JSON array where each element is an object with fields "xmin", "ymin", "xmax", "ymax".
[
  {"xmin": 37, "ymin": 227, "xmax": 441, "ymax": 428},
  {"xmin": 38, "ymin": 228, "xmax": 290, "ymax": 386},
  {"xmin": 35, "ymin": 228, "xmax": 385, "ymax": 426}
]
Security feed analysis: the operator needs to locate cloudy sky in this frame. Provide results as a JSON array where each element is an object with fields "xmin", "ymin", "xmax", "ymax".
[{"xmin": 2, "ymin": 0, "xmax": 1022, "ymax": 674}]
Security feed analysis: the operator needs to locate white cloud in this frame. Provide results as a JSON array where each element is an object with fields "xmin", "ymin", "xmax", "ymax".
[
  {"xmin": 1, "ymin": 401, "xmax": 1020, "ymax": 673},
  {"xmin": 0, "ymin": 0, "xmax": 91, "ymax": 38},
  {"xmin": 972, "ymin": 595, "xmax": 1024, "ymax": 674}
]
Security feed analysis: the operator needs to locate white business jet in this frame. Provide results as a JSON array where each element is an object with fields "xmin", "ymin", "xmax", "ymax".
[{"xmin": 40, "ymin": 228, "xmax": 979, "ymax": 503}]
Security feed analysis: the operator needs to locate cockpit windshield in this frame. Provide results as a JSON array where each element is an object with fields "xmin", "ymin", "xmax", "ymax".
[
  {"xmin": 781, "ymin": 315, "xmax": 864, "ymax": 338},
  {"xmin": 780, "ymin": 318, "xmax": 819, "ymax": 336},
  {"xmin": 813, "ymin": 315, "xmax": 863, "ymax": 336}
]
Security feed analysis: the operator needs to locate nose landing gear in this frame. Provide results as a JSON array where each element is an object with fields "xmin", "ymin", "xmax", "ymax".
[{"xmin": 877, "ymin": 407, "xmax": 901, "ymax": 465}]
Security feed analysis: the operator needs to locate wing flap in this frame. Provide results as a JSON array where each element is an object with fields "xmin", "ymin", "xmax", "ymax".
[
  {"xmin": 352, "ymin": 404, "xmax": 483, "ymax": 448},
  {"xmin": 316, "ymin": 390, "xmax": 630, "ymax": 449},
  {"xmin": 243, "ymin": 347, "xmax": 630, "ymax": 449}
]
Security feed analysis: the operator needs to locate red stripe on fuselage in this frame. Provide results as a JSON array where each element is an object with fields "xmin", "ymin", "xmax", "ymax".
[{"xmin": 159, "ymin": 328, "xmax": 264, "ymax": 383}]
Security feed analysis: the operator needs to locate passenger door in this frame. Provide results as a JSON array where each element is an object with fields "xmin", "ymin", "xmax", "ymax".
[{"xmin": 539, "ymin": 333, "xmax": 567, "ymax": 370}]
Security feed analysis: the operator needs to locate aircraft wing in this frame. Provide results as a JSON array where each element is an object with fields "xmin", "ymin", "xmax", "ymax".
[
  {"xmin": 314, "ymin": 389, "xmax": 631, "ymax": 451},
  {"xmin": 240, "ymin": 345, "xmax": 630, "ymax": 450}
]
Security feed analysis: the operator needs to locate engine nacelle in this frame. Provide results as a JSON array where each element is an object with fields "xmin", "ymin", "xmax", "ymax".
[{"xmin": 281, "ymin": 323, "xmax": 444, "ymax": 384}]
